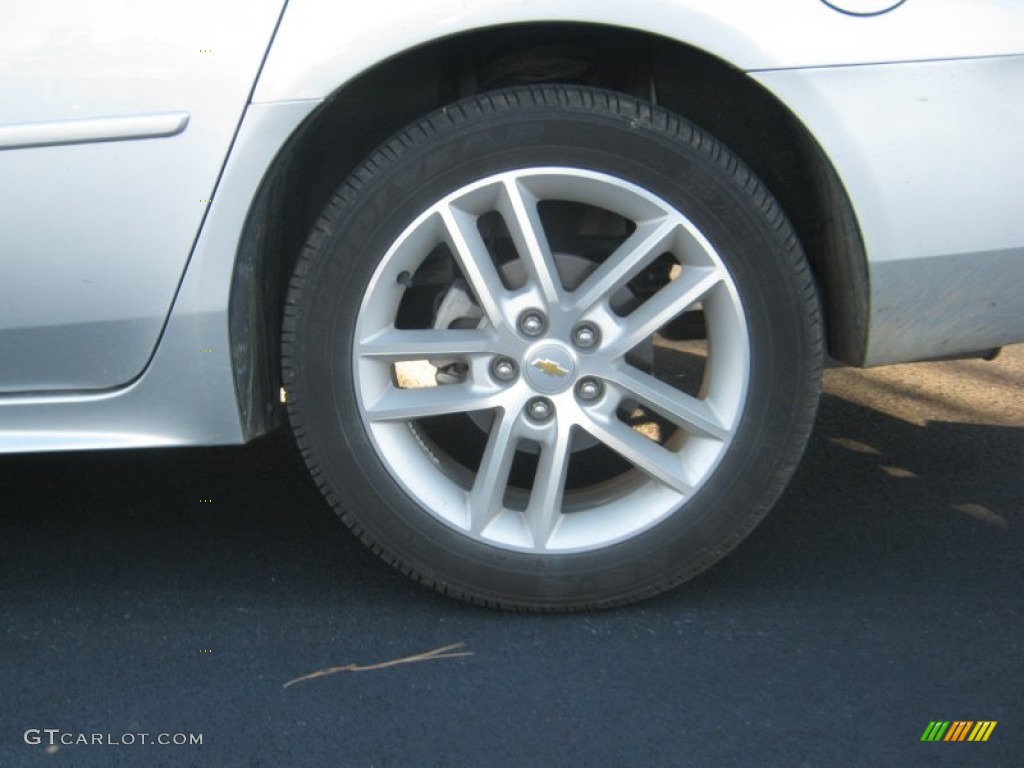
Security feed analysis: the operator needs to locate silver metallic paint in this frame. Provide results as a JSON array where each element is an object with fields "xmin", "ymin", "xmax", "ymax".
[
  {"xmin": 0, "ymin": 100, "xmax": 320, "ymax": 452},
  {"xmin": 254, "ymin": 0, "xmax": 1024, "ymax": 103},
  {"xmin": 0, "ymin": 0, "xmax": 1021, "ymax": 451},
  {"xmin": 0, "ymin": 112, "xmax": 189, "ymax": 151},
  {"xmin": 0, "ymin": 0, "xmax": 285, "ymax": 393},
  {"xmin": 753, "ymin": 56, "xmax": 1024, "ymax": 364}
]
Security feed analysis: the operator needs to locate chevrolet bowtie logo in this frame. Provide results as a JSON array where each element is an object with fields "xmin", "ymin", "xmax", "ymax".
[{"xmin": 532, "ymin": 358, "xmax": 569, "ymax": 377}]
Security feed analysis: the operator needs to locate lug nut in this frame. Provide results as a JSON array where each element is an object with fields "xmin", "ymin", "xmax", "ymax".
[
  {"xmin": 572, "ymin": 323, "xmax": 599, "ymax": 349},
  {"xmin": 519, "ymin": 310, "xmax": 546, "ymax": 337},
  {"xmin": 491, "ymin": 357, "xmax": 518, "ymax": 382},
  {"xmin": 575, "ymin": 378, "xmax": 603, "ymax": 402},
  {"xmin": 526, "ymin": 397, "xmax": 554, "ymax": 422}
]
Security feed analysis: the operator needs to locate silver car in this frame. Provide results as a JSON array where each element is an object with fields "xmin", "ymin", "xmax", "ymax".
[{"xmin": 2, "ymin": 0, "xmax": 1022, "ymax": 609}]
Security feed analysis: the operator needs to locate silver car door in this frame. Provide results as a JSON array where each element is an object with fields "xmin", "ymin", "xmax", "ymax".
[{"xmin": 0, "ymin": 0, "xmax": 285, "ymax": 392}]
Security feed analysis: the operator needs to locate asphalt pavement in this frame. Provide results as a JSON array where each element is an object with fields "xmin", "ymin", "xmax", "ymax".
[{"xmin": 1, "ymin": 346, "xmax": 1021, "ymax": 767}]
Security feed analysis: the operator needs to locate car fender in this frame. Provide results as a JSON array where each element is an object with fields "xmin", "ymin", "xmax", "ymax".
[{"xmin": 253, "ymin": 0, "xmax": 1024, "ymax": 104}]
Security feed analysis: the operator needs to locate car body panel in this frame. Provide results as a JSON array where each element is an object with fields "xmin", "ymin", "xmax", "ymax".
[
  {"xmin": 0, "ymin": 0, "xmax": 1022, "ymax": 452},
  {"xmin": 0, "ymin": 0, "xmax": 284, "ymax": 393},
  {"xmin": 0, "ymin": 100, "xmax": 319, "ymax": 451},
  {"xmin": 253, "ymin": 0, "xmax": 1024, "ymax": 104},
  {"xmin": 753, "ymin": 56, "xmax": 1024, "ymax": 364}
]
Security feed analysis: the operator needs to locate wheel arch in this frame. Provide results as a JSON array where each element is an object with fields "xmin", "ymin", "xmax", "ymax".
[{"xmin": 230, "ymin": 22, "xmax": 868, "ymax": 439}]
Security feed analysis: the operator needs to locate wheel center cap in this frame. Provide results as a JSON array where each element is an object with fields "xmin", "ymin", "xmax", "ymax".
[{"xmin": 525, "ymin": 343, "xmax": 576, "ymax": 394}]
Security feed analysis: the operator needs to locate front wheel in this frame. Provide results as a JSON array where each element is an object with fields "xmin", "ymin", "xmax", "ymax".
[{"xmin": 282, "ymin": 86, "xmax": 822, "ymax": 610}]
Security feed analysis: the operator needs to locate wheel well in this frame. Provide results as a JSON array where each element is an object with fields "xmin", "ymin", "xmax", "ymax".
[{"xmin": 230, "ymin": 22, "xmax": 868, "ymax": 438}]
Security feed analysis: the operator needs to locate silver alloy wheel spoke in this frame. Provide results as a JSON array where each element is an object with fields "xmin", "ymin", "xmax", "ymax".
[
  {"xmin": 358, "ymin": 328, "xmax": 498, "ymax": 359},
  {"xmin": 355, "ymin": 168, "xmax": 749, "ymax": 553},
  {"xmin": 501, "ymin": 178, "xmax": 563, "ymax": 307},
  {"xmin": 365, "ymin": 383, "xmax": 502, "ymax": 422},
  {"xmin": 604, "ymin": 266, "xmax": 721, "ymax": 358},
  {"xmin": 440, "ymin": 205, "xmax": 509, "ymax": 329},
  {"xmin": 469, "ymin": 407, "xmax": 521, "ymax": 533},
  {"xmin": 567, "ymin": 216, "xmax": 678, "ymax": 314},
  {"xmin": 578, "ymin": 415, "xmax": 695, "ymax": 494},
  {"xmin": 525, "ymin": 420, "xmax": 573, "ymax": 549},
  {"xmin": 606, "ymin": 365, "xmax": 730, "ymax": 440}
]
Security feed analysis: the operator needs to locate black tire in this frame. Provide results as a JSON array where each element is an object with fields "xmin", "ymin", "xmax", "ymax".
[{"xmin": 282, "ymin": 85, "xmax": 822, "ymax": 611}]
